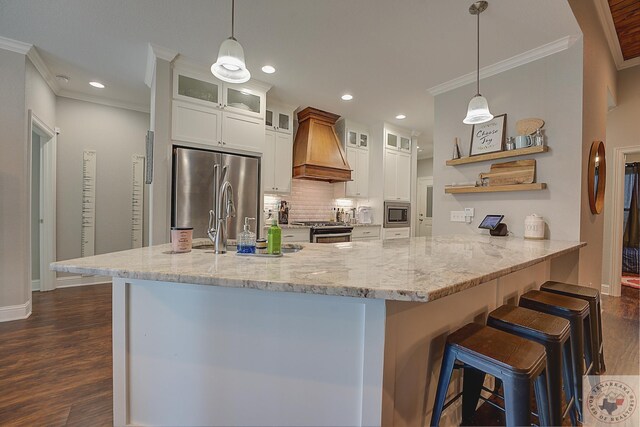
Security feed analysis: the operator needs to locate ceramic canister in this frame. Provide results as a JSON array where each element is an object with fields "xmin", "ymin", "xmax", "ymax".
[
  {"xmin": 524, "ymin": 214, "xmax": 545, "ymax": 240},
  {"xmin": 171, "ymin": 227, "xmax": 193, "ymax": 252}
]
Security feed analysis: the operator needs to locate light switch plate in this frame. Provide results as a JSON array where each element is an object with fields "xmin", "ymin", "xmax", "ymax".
[{"xmin": 450, "ymin": 211, "xmax": 466, "ymax": 222}]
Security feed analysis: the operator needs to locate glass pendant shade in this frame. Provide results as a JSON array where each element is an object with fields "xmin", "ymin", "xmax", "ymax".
[
  {"xmin": 211, "ymin": 37, "xmax": 251, "ymax": 83},
  {"xmin": 463, "ymin": 95, "xmax": 493, "ymax": 124}
]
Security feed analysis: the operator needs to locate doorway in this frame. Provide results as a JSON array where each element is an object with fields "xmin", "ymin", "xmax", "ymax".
[
  {"xmin": 606, "ymin": 145, "xmax": 640, "ymax": 296},
  {"xmin": 29, "ymin": 111, "xmax": 57, "ymax": 292},
  {"xmin": 417, "ymin": 177, "xmax": 433, "ymax": 237}
]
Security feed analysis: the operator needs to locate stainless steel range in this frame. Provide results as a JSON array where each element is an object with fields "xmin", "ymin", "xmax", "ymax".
[{"xmin": 290, "ymin": 222, "xmax": 353, "ymax": 243}]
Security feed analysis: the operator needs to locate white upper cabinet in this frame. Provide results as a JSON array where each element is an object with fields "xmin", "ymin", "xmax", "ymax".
[
  {"xmin": 171, "ymin": 62, "xmax": 271, "ymax": 154},
  {"xmin": 222, "ymin": 112, "xmax": 265, "ymax": 153},
  {"xmin": 384, "ymin": 127, "xmax": 412, "ymax": 201},
  {"xmin": 265, "ymin": 107, "xmax": 293, "ymax": 134},
  {"xmin": 334, "ymin": 119, "xmax": 370, "ymax": 198},
  {"xmin": 172, "ymin": 100, "xmax": 222, "ymax": 146},
  {"xmin": 263, "ymin": 130, "xmax": 293, "ymax": 193},
  {"xmin": 263, "ymin": 102, "xmax": 295, "ymax": 193}
]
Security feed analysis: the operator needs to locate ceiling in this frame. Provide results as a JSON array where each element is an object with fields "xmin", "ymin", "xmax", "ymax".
[
  {"xmin": 0, "ymin": 0, "xmax": 580, "ymax": 151},
  {"xmin": 607, "ymin": 0, "xmax": 640, "ymax": 61}
]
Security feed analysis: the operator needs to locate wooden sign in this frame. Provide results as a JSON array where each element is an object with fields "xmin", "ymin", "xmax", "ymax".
[{"xmin": 470, "ymin": 114, "xmax": 506, "ymax": 156}]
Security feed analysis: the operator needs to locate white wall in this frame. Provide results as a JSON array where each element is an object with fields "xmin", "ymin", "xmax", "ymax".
[
  {"xmin": 56, "ymin": 97, "xmax": 149, "ymax": 263},
  {"xmin": 432, "ymin": 43, "xmax": 583, "ymax": 240},
  {"xmin": 602, "ymin": 66, "xmax": 640, "ymax": 286},
  {"xmin": 417, "ymin": 158, "xmax": 433, "ymax": 178},
  {"xmin": 0, "ymin": 49, "xmax": 28, "ymax": 310}
]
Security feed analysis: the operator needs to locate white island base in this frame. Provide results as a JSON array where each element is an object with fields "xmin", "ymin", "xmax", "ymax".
[{"xmin": 111, "ymin": 251, "xmax": 578, "ymax": 427}]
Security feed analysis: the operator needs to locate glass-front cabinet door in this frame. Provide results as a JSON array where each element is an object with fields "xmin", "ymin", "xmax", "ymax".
[
  {"xmin": 174, "ymin": 72, "xmax": 221, "ymax": 107},
  {"xmin": 386, "ymin": 132, "xmax": 398, "ymax": 149},
  {"xmin": 225, "ymin": 87, "xmax": 262, "ymax": 117},
  {"xmin": 277, "ymin": 112, "xmax": 292, "ymax": 134},
  {"xmin": 400, "ymin": 136, "xmax": 411, "ymax": 152},
  {"xmin": 359, "ymin": 133, "xmax": 369, "ymax": 149},
  {"xmin": 265, "ymin": 109, "xmax": 274, "ymax": 129},
  {"xmin": 347, "ymin": 130, "xmax": 358, "ymax": 148}
]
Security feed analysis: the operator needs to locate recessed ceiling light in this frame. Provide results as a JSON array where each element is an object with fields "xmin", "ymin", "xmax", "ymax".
[
  {"xmin": 89, "ymin": 81, "xmax": 105, "ymax": 89},
  {"xmin": 261, "ymin": 65, "xmax": 276, "ymax": 74},
  {"xmin": 341, "ymin": 94, "xmax": 353, "ymax": 101},
  {"xmin": 395, "ymin": 114, "xmax": 406, "ymax": 120},
  {"xmin": 417, "ymin": 146, "xmax": 420, "ymax": 149},
  {"xmin": 56, "ymin": 74, "xmax": 70, "ymax": 84}
]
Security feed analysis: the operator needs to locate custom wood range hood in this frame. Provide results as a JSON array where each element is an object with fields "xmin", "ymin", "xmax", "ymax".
[{"xmin": 292, "ymin": 107, "xmax": 352, "ymax": 183}]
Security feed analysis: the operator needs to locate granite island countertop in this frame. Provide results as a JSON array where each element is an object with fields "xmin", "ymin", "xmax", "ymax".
[{"xmin": 51, "ymin": 235, "xmax": 584, "ymax": 303}]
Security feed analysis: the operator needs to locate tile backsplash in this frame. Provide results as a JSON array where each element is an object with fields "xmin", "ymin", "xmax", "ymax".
[{"xmin": 264, "ymin": 180, "xmax": 353, "ymax": 222}]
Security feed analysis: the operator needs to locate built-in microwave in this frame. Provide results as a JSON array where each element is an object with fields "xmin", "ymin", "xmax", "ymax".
[{"xmin": 384, "ymin": 201, "xmax": 411, "ymax": 228}]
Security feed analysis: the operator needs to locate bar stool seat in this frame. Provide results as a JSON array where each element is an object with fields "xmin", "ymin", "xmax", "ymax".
[
  {"xmin": 519, "ymin": 290, "xmax": 593, "ymax": 421},
  {"xmin": 430, "ymin": 323, "xmax": 551, "ymax": 426},
  {"xmin": 540, "ymin": 280, "xmax": 606, "ymax": 374},
  {"xmin": 488, "ymin": 305, "xmax": 578, "ymax": 426}
]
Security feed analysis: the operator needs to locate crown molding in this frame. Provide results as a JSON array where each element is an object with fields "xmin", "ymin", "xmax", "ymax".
[
  {"xmin": 145, "ymin": 43, "xmax": 179, "ymax": 87},
  {"xmin": 26, "ymin": 46, "xmax": 61, "ymax": 94},
  {"xmin": 58, "ymin": 89, "xmax": 150, "ymax": 114},
  {"xmin": 0, "ymin": 35, "xmax": 32, "ymax": 54},
  {"xmin": 593, "ymin": 0, "xmax": 639, "ymax": 70},
  {"xmin": 428, "ymin": 35, "xmax": 581, "ymax": 96}
]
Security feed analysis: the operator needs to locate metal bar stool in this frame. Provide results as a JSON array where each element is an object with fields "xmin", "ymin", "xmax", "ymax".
[
  {"xmin": 430, "ymin": 323, "xmax": 551, "ymax": 427},
  {"xmin": 488, "ymin": 305, "xmax": 578, "ymax": 426},
  {"xmin": 519, "ymin": 290, "xmax": 593, "ymax": 421},
  {"xmin": 540, "ymin": 280, "xmax": 606, "ymax": 374}
]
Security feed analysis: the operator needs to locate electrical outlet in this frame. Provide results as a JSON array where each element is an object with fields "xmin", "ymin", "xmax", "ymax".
[
  {"xmin": 450, "ymin": 211, "xmax": 466, "ymax": 222},
  {"xmin": 464, "ymin": 208, "xmax": 475, "ymax": 217}
]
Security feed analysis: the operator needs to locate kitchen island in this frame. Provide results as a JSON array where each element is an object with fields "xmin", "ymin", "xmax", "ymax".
[{"xmin": 52, "ymin": 235, "xmax": 584, "ymax": 427}]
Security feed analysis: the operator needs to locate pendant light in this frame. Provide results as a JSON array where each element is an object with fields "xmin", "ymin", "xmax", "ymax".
[
  {"xmin": 463, "ymin": 1, "xmax": 493, "ymax": 125},
  {"xmin": 211, "ymin": 0, "xmax": 251, "ymax": 83}
]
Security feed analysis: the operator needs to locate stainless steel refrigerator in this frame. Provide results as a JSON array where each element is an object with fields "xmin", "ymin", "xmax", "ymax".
[{"xmin": 172, "ymin": 146, "xmax": 260, "ymax": 239}]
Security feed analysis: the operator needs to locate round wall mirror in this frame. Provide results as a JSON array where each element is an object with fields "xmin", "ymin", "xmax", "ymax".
[{"xmin": 588, "ymin": 140, "xmax": 606, "ymax": 214}]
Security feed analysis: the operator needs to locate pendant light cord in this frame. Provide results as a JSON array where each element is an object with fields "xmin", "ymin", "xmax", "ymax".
[
  {"xmin": 476, "ymin": 10, "xmax": 480, "ymax": 96},
  {"xmin": 231, "ymin": 0, "xmax": 235, "ymax": 39}
]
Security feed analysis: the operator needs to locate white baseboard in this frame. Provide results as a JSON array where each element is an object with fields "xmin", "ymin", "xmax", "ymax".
[
  {"xmin": 32, "ymin": 279, "xmax": 40, "ymax": 292},
  {"xmin": 0, "ymin": 299, "xmax": 32, "ymax": 322},
  {"xmin": 601, "ymin": 283, "xmax": 610, "ymax": 295},
  {"xmin": 56, "ymin": 275, "xmax": 111, "ymax": 288}
]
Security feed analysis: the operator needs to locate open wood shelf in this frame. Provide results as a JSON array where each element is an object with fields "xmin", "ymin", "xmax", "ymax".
[
  {"xmin": 446, "ymin": 145, "xmax": 548, "ymax": 166},
  {"xmin": 444, "ymin": 183, "xmax": 547, "ymax": 194}
]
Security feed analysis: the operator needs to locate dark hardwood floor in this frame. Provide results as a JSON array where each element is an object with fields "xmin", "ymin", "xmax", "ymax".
[
  {"xmin": 0, "ymin": 283, "xmax": 637, "ymax": 426},
  {"xmin": 0, "ymin": 284, "xmax": 112, "ymax": 426}
]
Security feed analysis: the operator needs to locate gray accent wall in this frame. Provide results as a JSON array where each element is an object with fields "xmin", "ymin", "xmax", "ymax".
[
  {"xmin": 55, "ymin": 97, "xmax": 149, "ymax": 264},
  {"xmin": 432, "ymin": 42, "xmax": 583, "ymax": 241}
]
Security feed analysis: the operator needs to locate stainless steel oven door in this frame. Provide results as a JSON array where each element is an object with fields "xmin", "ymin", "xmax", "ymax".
[
  {"xmin": 384, "ymin": 201, "xmax": 411, "ymax": 228},
  {"xmin": 312, "ymin": 233, "xmax": 352, "ymax": 243}
]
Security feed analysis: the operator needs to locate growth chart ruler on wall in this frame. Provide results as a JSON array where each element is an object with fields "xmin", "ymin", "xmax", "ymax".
[
  {"xmin": 81, "ymin": 150, "xmax": 97, "ymax": 257},
  {"xmin": 131, "ymin": 155, "xmax": 145, "ymax": 248}
]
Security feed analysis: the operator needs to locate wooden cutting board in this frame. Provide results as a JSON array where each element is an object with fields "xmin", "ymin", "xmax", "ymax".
[
  {"xmin": 516, "ymin": 118, "xmax": 545, "ymax": 135},
  {"xmin": 480, "ymin": 160, "xmax": 536, "ymax": 186}
]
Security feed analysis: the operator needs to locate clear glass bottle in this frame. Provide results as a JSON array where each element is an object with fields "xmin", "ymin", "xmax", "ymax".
[
  {"xmin": 533, "ymin": 128, "xmax": 545, "ymax": 147},
  {"xmin": 237, "ymin": 217, "xmax": 256, "ymax": 254}
]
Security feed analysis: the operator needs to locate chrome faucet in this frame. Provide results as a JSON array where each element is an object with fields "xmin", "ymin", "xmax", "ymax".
[{"xmin": 207, "ymin": 164, "xmax": 236, "ymax": 254}]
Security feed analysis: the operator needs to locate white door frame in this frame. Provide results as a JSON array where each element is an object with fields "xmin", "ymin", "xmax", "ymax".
[
  {"xmin": 416, "ymin": 177, "xmax": 433, "ymax": 237},
  {"xmin": 606, "ymin": 144, "xmax": 640, "ymax": 297},
  {"xmin": 29, "ymin": 110, "xmax": 57, "ymax": 292}
]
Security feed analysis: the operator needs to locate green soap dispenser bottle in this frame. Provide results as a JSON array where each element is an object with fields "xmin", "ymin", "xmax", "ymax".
[{"xmin": 267, "ymin": 218, "xmax": 281, "ymax": 255}]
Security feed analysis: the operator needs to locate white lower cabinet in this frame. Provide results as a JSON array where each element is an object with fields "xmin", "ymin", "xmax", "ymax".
[
  {"xmin": 263, "ymin": 130, "xmax": 293, "ymax": 193},
  {"xmin": 351, "ymin": 225, "xmax": 380, "ymax": 241},
  {"xmin": 382, "ymin": 227, "xmax": 410, "ymax": 240}
]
